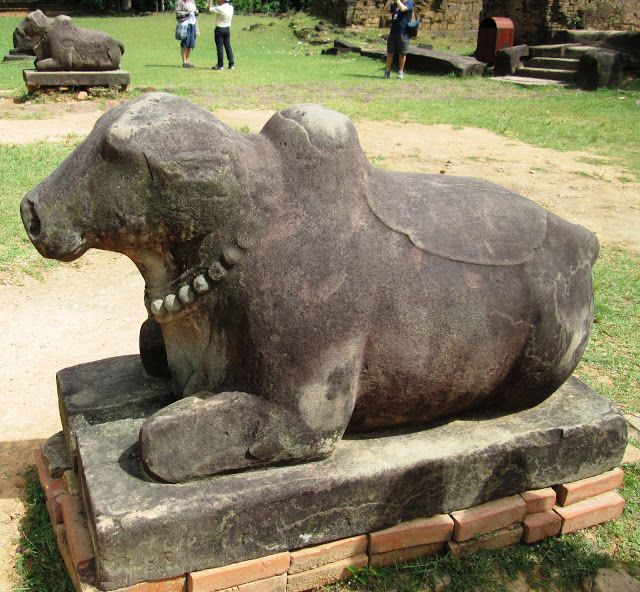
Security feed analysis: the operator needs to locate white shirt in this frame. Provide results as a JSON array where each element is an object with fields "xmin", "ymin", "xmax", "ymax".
[{"xmin": 211, "ymin": 3, "xmax": 234, "ymax": 27}]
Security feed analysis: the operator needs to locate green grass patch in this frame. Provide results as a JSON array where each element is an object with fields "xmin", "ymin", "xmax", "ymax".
[
  {"xmin": 14, "ymin": 466, "xmax": 73, "ymax": 592},
  {"xmin": 0, "ymin": 142, "xmax": 76, "ymax": 281},
  {"xmin": 0, "ymin": 14, "xmax": 639, "ymax": 175},
  {"xmin": 576, "ymin": 246, "xmax": 640, "ymax": 412}
]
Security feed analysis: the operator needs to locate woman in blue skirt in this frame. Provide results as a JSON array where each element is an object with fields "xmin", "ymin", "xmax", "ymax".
[{"xmin": 176, "ymin": 0, "xmax": 198, "ymax": 68}]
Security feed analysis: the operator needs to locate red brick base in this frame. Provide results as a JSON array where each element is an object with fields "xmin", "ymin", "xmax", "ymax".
[{"xmin": 35, "ymin": 448, "xmax": 627, "ymax": 592}]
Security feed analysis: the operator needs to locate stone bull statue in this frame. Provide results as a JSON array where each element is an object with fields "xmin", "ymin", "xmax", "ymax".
[
  {"xmin": 21, "ymin": 93, "xmax": 599, "ymax": 483},
  {"xmin": 23, "ymin": 10, "xmax": 124, "ymax": 71}
]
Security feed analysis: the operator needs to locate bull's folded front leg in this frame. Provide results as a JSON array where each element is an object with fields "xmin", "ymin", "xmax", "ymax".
[{"xmin": 139, "ymin": 388, "xmax": 354, "ymax": 483}]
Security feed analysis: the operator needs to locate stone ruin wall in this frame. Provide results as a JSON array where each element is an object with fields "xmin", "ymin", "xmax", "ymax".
[{"xmin": 311, "ymin": 0, "xmax": 640, "ymax": 44}]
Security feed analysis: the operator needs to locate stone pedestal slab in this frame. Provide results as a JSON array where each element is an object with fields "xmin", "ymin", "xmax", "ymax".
[
  {"xmin": 23, "ymin": 69, "xmax": 130, "ymax": 91},
  {"xmin": 60, "ymin": 356, "xmax": 626, "ymax": 590}
]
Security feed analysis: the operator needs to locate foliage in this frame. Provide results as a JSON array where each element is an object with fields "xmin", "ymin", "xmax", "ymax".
[
  {"xmin": 13, "ymin": 466, "xmax": 74, "ymax": 592},
  {"xmin": 0, "ymin": 142, "xmax": 74, "ymax": 281},
  {"xmin": 576, "ymin": 246, "xmax": 640, "ymax": 412}
]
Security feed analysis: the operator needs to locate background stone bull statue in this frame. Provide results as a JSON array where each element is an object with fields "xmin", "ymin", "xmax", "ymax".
[
  {"xmin": 23, "ymin": 10, "xmax": 124, "ymax": 71},
  {"xmin": 21, "ymin": 93, "xmax": 599, "ymax": 483}
]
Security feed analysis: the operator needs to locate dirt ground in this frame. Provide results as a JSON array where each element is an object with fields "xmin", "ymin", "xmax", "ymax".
[{"xmin": 0, "ymin": 97, "xmax": 638, "ymax": 591}]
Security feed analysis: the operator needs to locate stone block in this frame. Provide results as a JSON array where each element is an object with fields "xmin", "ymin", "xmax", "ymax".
[
  {"xmin": 286, "ymin": 554, "xmax": 368, "ymax": 592},
  {"xmin": 57, "ymin": 355, "xmax": 173, "ymax": 460},
  {"xmin": 555, "ymin": 491, "xmax": 625, "ymax": 534},
  {"xmin": 217, "ymin": 574, "xmax": 287, "ymax": 592},
  {"xmin": 42, "ymin": 431, "xmax": 72, "ymax": 478},
  {"xmin": 447, "ymin": 524, "xmax": 523, "ymax": 557},
  {"xmin": 58, "ymin": 494, "xmax": 95, "ymax": 574},
  {"xmin": 68, "ymin": 360, "xmax": 626, "ymax": 590},
  {"xmin": 368, "ymin": 514, "xmax": 453, "ymax": 554},
  {"xmin": 522, "ymin": 510, "xmax": 562, "ymax": 543},
  {"xmin": 554, "ymin": 468, "xmax": 624, "ymax": 506},
  {"xmin": 187, "ymin": 553, "xmax": 290, "ymax": 592},
  {"xmin": 369, "ymin": 541, "xmax": 445, "ymax": 568},
  {"xmin": 289, "ymin": 536, "xmax": 367, "ymax": 574},
  {"xmin": 451, "ymin": 495, "xmax": 526, "ymax": 542},
  {"xmin": 520, "ymin": 488, "xmax": 556, "ymax": 513},
  {"xmin": 23, "ymin": 69, "xmax": 131, "ymax": 92}
]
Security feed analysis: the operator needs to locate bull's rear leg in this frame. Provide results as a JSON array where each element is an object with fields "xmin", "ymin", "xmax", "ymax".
[{"xmin": 140, "ymin": 385, "xmax": 357, "ymax": 483}]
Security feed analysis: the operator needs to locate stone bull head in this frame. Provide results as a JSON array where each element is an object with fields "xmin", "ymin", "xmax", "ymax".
[{"xmin": 21, "ymin": 93, "xmax": 599, "ymax": 483}]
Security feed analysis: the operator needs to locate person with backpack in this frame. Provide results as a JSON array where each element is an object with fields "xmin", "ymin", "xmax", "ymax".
[{"xmin": 383, "ymin": 0, "xmax": 414, "ymax": 79}]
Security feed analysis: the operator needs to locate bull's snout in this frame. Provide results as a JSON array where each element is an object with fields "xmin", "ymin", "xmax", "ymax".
[
  {"xmin": 21, "ymin": 196, "xmax": 42, "ymax": 242},
  {"xmin": 19, "ymin": 192, "xmax": 87, "ymax": 262}
]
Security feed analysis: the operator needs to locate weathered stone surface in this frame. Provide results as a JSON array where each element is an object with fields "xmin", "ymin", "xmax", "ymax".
[
  {"xmin": 42, "ymin": 431, "xmax": 72, "ymax": 478},
  {"xmin": 57, "ymin": 354, "xmax": 173, "ymax": 460},
  {"xmin": 22, "ymin": 93, "xmax": 603, "ymax": 483},
  {"xmin": 71, "ymin": 358, "xmax": 625, "ymax": 590},
  {"xmin": 591, "ymin": 568, "xmax": 640, "ymax": 592},
  {"xmin": 22, "ymin": 10, "xmax": 124, "ymax": 71},
  {"xmin": 493, "ymin": 45, "xmax": 529, "ymax": 76},
  {"xmin": 577, "ymin": 48, "xmax": 623, "ymax": 90},
  {"xmin": 23, "ymin": 69, "xmax": 130, "ymax": 91}
]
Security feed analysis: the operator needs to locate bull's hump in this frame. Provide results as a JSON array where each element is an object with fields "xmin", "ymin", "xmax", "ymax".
[{"xmin": 368, "ymin": 172, "xmax": 547, "ymax": 266}]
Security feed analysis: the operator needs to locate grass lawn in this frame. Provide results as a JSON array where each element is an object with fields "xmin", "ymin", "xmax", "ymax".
[{"xmin": 0, "ymin": 11, "xmax": 638, "ymax": 592}]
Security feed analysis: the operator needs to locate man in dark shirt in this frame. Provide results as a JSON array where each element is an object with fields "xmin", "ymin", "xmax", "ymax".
[{"xmin": 384, "ymin": 0, "xmax": 414, "ymax": 79}]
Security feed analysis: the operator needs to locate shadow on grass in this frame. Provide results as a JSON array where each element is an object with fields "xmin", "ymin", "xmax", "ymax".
[{"xmin": 13, "ymin": 466, "xmax": 73, "ymax": 592}]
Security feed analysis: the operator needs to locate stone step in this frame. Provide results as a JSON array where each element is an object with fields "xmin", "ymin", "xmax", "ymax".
[
  {"xmin": 526, "ymin": 57, "xmax": 580, "ymax": 71},
  {"xmin": 515, "ymin": 66, "xmax": 577, "ymax": 82},
  {"xmin": 528, "ymin": 43, "xmax": 582, "ymax": 58}
]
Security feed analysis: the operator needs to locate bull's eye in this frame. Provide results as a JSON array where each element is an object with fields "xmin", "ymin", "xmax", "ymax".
[{"xmin": 101, "ymin": 140, "xmax": 121, "ymax": 163}]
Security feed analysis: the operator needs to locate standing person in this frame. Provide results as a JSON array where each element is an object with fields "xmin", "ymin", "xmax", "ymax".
[
  {"xmin": 208, "ymin": 0, "xmax": 234, "ymax": 70},
  {"xmin": 383, "ymin": 0, "xmax": 413, "ymax": 79},
  {"xmin": 176, "ymin": 0, "xmax": 198, "ymax": 68}
]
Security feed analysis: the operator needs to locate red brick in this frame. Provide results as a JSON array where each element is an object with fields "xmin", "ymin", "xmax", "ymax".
[
  {"xmin": 520, "ymin": 488, "xmax": 556, "ymax": 514},
  {"xmin": 54, "ymin": 524, "xmax": 85, "ymax": 592},
  {"xmin": 286, "ymin": 554, "xmax": 368, "ymax": 592},
  {"xmin": 289, "ymin": 535, "xmax": 367, "ymax": 574},
  {"xmin": 522, "ymin": 510, "xmax": 562, "ymax": 543},
  {"xmin": 58, "ymin": 494, "xmax": 95, "ymax": 572},
  {"xmin": 368, "ymin": 514, "xmax": 454, "ymax": 554},
  {"xmin": 555, "ymin": 491, "xmax": 625, "ymax": 534},
  {"xmin": 369, "ymin": 542, "xmax": 445, "ymax": 568},
  {"xmin": 33, "ymin": 448, "xmax": 64, "ymax": 499},
  {"xmin": 217, "ymin": 574, "xmax": 287, "ymax": 592},
  {"xmin": 188, "ymin": 553, "xmax": 290, "ymax": 592},
  {"xmin": 554, "ymin": 468, "xmax": 624, "ymax": 506},
  {"xmin": 110, "ymin": 577, "xmax": 187, "ymax": 592},
  {"xmin": 450, "ymin": 495, "xmax": 526, "ymax": 542},
  {"xmin": 447, "ymin": 524, "xmax": 523, "ymax": 557}
]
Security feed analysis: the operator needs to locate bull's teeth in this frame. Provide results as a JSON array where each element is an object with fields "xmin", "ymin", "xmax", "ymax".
[
  {"xmin": 164, "ymin": 293, "xmax": 181, "ymax": 313},
  {"xmin": 208, "ymin": 261, "xmax": 227, "ymax": 282},
  {"xmin": 193, "ymin": 274, "xmax": 210, "ymax": 294},
  {"xmin": 178, "ymin": 284, "xmax": 196, "ymax": 304},
  {"xmin": 150, "ymin": 299, "xmax": 166, "ymax": 317}
]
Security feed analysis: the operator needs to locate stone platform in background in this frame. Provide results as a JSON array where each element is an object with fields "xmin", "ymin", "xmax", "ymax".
[
  {"xmin": 55, "ymin": 355, "xmax": 627, "ymax": 590},
  {"xmin": 3, "ymin": 52, "xmax": 33, "ymax": 62},
  {"xmin": 22, "ymin": 69, "xmax": 130, "ymax": 92},
  {"xmin": 331, "ymin": 39, "xmax": 486, "ymax": 76}
]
